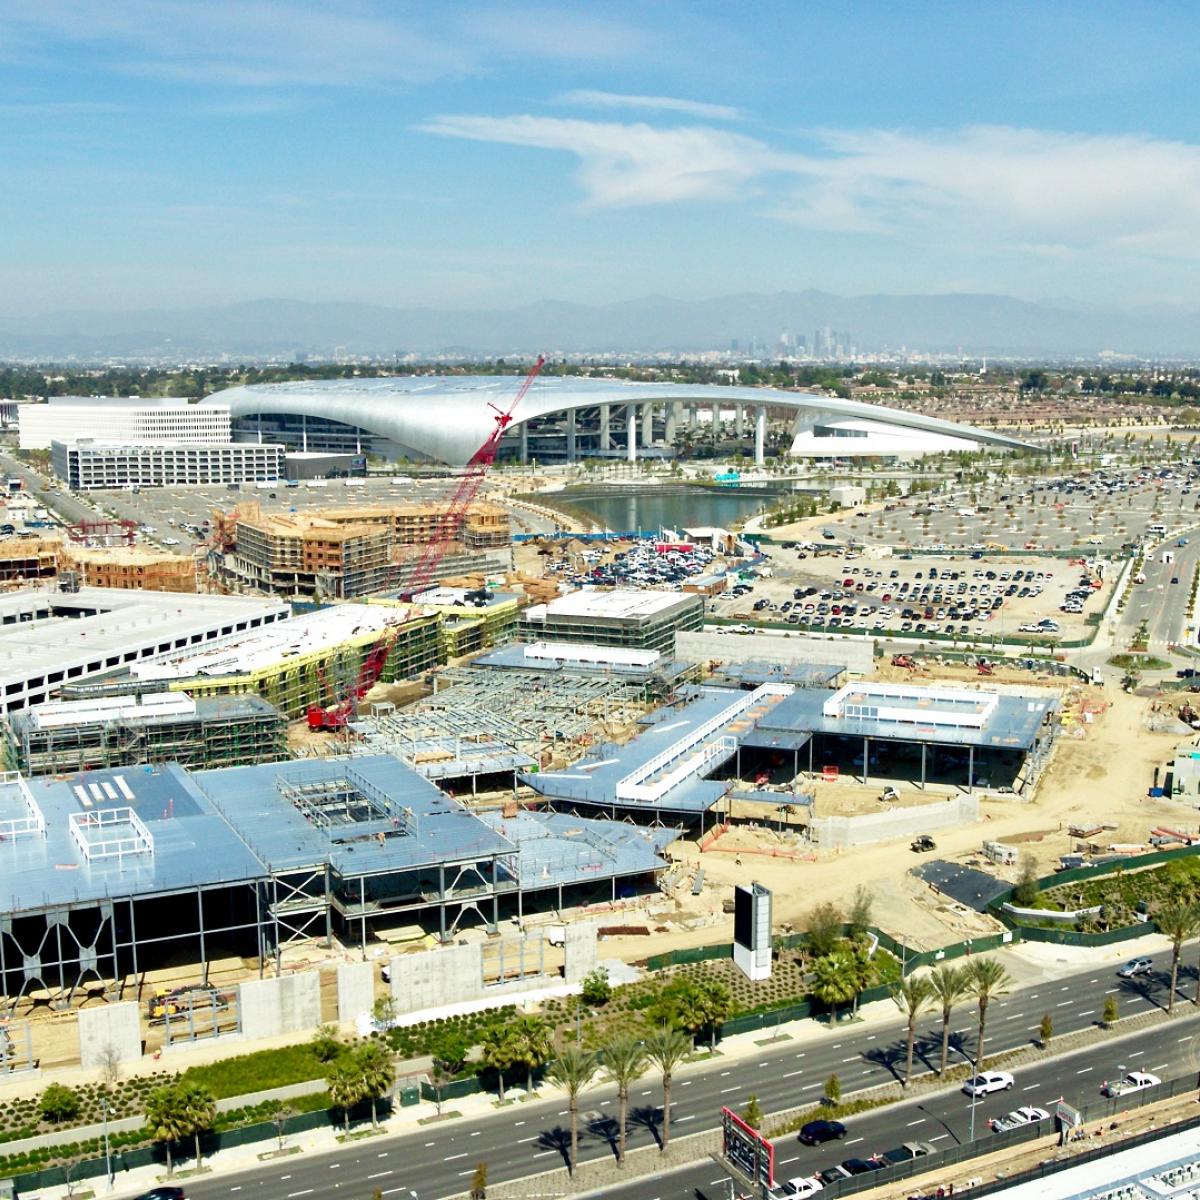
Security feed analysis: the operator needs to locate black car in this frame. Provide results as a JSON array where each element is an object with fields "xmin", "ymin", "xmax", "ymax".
[
  {"xmin": 799, "ymin": 1118, "xmax": 847, "ymax": 1145},
  {"xmin": 840, "ymin": 1156, "xmax": 884, "ymax": 1175},
  {"xmin": 135, "ymin": 1190, "xmax": 186, "ymax": 1200}
]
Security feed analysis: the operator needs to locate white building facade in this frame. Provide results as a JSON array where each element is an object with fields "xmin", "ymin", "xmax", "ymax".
[
  {"xmin": 20, "ymin": 397, "xmax": 232, "ymax": 450},
  {"xmin": 51, "ymin": 439, "xmax": 284, "ymax": 490}
]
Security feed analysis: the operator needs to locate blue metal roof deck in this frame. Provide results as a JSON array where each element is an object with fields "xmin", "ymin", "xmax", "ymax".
[
  {"xmin": 520, "ymin": 686, "xmax": 745, "ymax": 814},
  {"xmin": 745, "ymin": 688, "xmax": 1056, "ymax": 752},
  {"xmin": 196, "ymin": 755, "xmax": 516, "ymax": 877},
  {"xmin": 477, "ymin": 809, "xmax": 674, "ymax": 888},
  {"xmin": 0, "ymin": 764, "xmax": 267, "ymax": 912}
]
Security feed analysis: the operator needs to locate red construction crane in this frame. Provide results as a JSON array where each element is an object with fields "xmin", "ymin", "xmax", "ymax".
[
  {"xmin": 307, "ymin": 624, "xmax": 401, "ymax": 730},
  {"xmin": 398, "ymin": 355, "xmax": 545, "ymax": 598}
]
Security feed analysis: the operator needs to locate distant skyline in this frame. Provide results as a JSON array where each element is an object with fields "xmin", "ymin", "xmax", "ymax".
[{"xmin": 4, "ymin": 2, "xmax": 1200, "ymax": 316}]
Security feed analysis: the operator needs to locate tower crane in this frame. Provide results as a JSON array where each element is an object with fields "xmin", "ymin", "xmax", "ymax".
[{"xmin": 398, "ymin": 355, "xmax": 545, "ymax": 598}]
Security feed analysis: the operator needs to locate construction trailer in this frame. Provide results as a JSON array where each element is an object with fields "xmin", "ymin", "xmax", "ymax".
[
  {"xmin": 4, "ymin": 691, "xmax": 286, "ymax": 776},
  {"xmin": 128, "ymin": 602, "xmax": 443, "ymax": 720},
  {"xmin": 0, "ymin": 754, "xmax": 672, "ymax": 1010}
]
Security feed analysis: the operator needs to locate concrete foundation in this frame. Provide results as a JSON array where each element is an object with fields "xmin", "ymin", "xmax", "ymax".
[
  {"xmin": 336, "ymin": 960, "xmax": 376, "ymax": 1025},
  {"xmin": 675, "ymin": 630, "xmax": 872, "ymax": 675},
  {"xmin": 238, "ymin": 972, "xmax": 322, "ymax": 1040},
  {"xmin": 811, "ymin": 793, "xmax": 980, "ymax": 849},
  {"xmin": 78, "ymin": 1001, "xmax": 142, "ymax": 1068}
]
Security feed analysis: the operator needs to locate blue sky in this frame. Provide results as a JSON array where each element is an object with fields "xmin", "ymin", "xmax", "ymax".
[{"xmin": 3, "ymin": 0, "xmax": 1199, "ymax": 315}]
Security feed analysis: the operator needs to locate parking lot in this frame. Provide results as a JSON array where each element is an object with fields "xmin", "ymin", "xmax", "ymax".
[
  {"xmin": 816, "ymin": 461, "xmax": 1200, "ymax": 555},
  {"xmin": 711, "ymin": 546, "xmax": 1115, "ymax": 644}
]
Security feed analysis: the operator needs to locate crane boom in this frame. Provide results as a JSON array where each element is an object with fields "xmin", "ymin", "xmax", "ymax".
[{"xmin": 400, "ymin": 355, "xmax": 545, "ymax": 598}]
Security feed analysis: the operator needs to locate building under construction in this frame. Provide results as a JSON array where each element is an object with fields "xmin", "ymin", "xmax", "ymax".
[
  {"xmin": 376, "ymin": 586, "xmax": 521, "ymax": 659},
  {"xmin": 353, "ymin": 640, "xmax": 696, "ymax": 788},
  {"xmin": 0, "ymin": 536, "xmax": 195, "ymax": 592},
  {"xmin": 0, "ymin": 753, "xmax": 673, "ymax": 1009},
  {"xmin": 210, "ymin": 501, "xmax": 512, "ymax": 600},
  {"xmin": 128, "ymin": 602, "xmax": 442, "ymax": 720},
  {"xmin": 4, "ymin": 691, "xmax": 286, "ymax": 776}
]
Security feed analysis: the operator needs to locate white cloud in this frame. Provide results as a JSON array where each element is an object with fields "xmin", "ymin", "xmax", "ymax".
[
  {"xmin": 422, "ymin": 111, "xmax": 1200, "ymax": 262},
  {"xmin": 558, "ymin": 90, "xmax": 743, "ymax": 121},
  {"xmin": 418, "ymin": 114, "xmax": 789, "ymax": 208}
]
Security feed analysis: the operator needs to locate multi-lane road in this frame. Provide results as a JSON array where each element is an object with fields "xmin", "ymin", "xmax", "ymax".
[{"xmin": 179, "ymin": 948, "xmax": 1200, "ymax": 1200}]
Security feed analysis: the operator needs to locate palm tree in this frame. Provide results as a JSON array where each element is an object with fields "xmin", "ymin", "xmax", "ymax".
[
  {"xmin": 601, "ymin": 1034, "xmax": 649, "ymax": 1167},
  {"xmin": 891, "ymin": 975, "xmax": 933, "ymax": 1087},
  {"xmin": 356, "ymin": 1041, "xmax": 396, "ymax": 1127},
  {"xmin": 177, "ymin": 1081, "xmax": 216, "ymax": 1170},
  {"xmin": 509, "ymin": 1014, "xmax": 553, "ymax": 1095},
  {"xmin": 811, "ymin": 950, "xmax": 859, "ymax": 1025},
  {"xmin": 144, "ymin": 1084, "xmax": 188, "ymax": 1177},
  {"xmin": 695, "ymin": 978, "xmax": 732, "ymax": 1050},
  {"xmin": 480, "ymin": 1024, "xmax": 518, "ymax": 1103},
  {"xmin": 1156, "ymin": 900, "xmax": 1199, "ymax": 1012},
  {"xmin": 928, "ymin": 964, "xmax": 971, "ymax": 1074},
  {"xmin": 546, "ymin": 1044, "xmax": 598, "ymax": 1176},
  {"xmin": 966, "ymin": 958, "xmax": 1012, "ymax": 1070},
  {"xmin": 643, "ymin": 1025, "xmax": 692, "ymax": 1151},
  {"xmin": 327, "ymin": 1058, "xmax": 364, "ymax": 1134}
]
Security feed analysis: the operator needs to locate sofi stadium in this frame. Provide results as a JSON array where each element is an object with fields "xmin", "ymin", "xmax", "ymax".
[{"xmin": 216, "ymin": 375, "xmax": 1032, "ymax": 467}]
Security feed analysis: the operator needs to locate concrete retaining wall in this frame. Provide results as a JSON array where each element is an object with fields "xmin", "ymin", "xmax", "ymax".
[
  {"xmin": 676, "ymin": 629, "xmax": 871, "ymax": 675},
  {"xmin": 77, "ymin": 1001, "xmax": 141, "ymax": 1068},
  {"xmin": 811, "ymin": 792, "xmax": 980, "ymax": 849},
  {"xmin": 238, "ymin": 973, "xmax": 321, "ymax": 1040},
  {"xmin": 388, "ymin": 925, "xmax": 600, "ymax": 1015},
  {"xmin": 336, "ymin": 960, "xmax": 375, "ymax": 1024}
]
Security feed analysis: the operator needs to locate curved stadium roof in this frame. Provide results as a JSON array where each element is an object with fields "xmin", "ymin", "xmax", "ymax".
[{"xmin": 215, "ymin": 375, "xmax": 1033, "ymax": 466}]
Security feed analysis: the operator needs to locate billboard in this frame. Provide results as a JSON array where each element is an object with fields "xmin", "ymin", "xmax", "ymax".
[
  {"xmin": 733, "ymin": 883, "xmax": 772, "ymax": 981},
  {"xmin": 721, "ymin": 1105, "xmax": 775, "ymax": 1189}
]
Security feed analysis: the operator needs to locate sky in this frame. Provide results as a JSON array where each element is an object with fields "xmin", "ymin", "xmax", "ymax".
[{"xmin": 3, "ymin": 0, "xmax": 1200, "ymax": 316}]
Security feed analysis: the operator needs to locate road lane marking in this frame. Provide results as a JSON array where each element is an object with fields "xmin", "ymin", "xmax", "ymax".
[
  {"xmin": 518, "ymin": 1135, "xmax": 538, "ymax": 1144},
  {"xmin": 286, "ymin": 1193, "xmax": 313, "ymax": 1198},
  {"xmin": 906, "ymin": 1119, "xmax": 926, "ymax": 1127},
  {"xmin": 678, "ymin": 1115, "xmax": 697, "ymax": 1123},
  {"xmin": 1055, "ymin": 1000, "xmax": 1073, "ymax": 1007},
  {"xmin": 783, "ymin": 1069, "xmax": 804, "ymax": 1078},
  {"xmin": 720, "ymin": 1086, "xmax": 741, "ymax": 1094},
  {"xmin": 533, "ymin": 1150, "xmax": 557, "ymax": 1158},
  {"xmin": 841, "ymin": 1056, "xmax": 858, "ymax": 1063},
  {"xmin": 1022, "ymin": 1084, "xmax": 1039, "ymax": 1091},
  {"xmin": 1077, "ymin": 1067, "xmax": 1093, "ymax": 1074},
  {"xmin": 846, "ymin": 1137, "xmax": 864, "ymax": 1145},
  {"xmin": 445, "ymin": 1153, "xmax": 468, "ymax": 1161},
  {"xmin": 367, "ymin": 1172, "xmax": 392, "ymax": 1180},
  {"xmin": 931, "ymin": 1134, "xmax": 951, "ymax": 1142}
]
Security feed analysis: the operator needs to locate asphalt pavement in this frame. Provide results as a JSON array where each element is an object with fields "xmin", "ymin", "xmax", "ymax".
[{"xmin": 167, "ymin": 946, "xmax": 1200, "ymax": 1200}]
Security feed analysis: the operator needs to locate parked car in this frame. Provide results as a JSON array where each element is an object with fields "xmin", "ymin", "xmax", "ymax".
[
  {"xmin": 769, "ymin": 1178, "xmax": 824, "ymax": 1199},
  {"xmin": 799, "ymin": 1119, "xmax": 847, "ymax": 1145},
  {"xmin": 1116, "ymin": 956, "xmax": 1154, "ymax": 978},
  {"xmin": 963, "ymin": 1071, "xmax": 1015, "ymax": 1096},
  {"xmin": 910, "ymin": 834, "xmax": 937, "ymax": 853},
  {"xmin": 1102, "ymin": 1071, "xmax": 1160, "ymax": 1097},
  {"xmin": 989, "ymin": 1107, "xmax": 1049, "ymax": 1132},
  {"xmin": 877, "ymin": 1141, "xmax": 936, "ymax": 1165}
]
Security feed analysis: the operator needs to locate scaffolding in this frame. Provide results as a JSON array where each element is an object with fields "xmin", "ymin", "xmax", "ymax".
[{"xmin": 5, "ymin": 693, "xmax": 287, "ymax": 776}]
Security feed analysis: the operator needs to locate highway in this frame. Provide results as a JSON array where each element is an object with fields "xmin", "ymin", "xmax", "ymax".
[
  {"xmin": 180, "ymin": 948, "xmax": 1200, "ymax": 1200},
  {"xmin": 1120, "ymin": 531, "xmax": 1200, "ymax": 654}
]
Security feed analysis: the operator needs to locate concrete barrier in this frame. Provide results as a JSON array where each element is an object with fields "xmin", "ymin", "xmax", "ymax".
[
  {"xmin": 238, "ymin": 972, "xmax": 321, "ymax": 1040},
  {"xmin": 78, "ymin": 1001, "xmax": 141, "ymax": 1068}
]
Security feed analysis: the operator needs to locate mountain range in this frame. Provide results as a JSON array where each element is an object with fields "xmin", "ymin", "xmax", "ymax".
[{"xmin": 1, "ymin": 290, "xmax": 1197, "ymax": 360}]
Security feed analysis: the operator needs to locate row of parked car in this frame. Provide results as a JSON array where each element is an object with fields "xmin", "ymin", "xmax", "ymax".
[{"xmin": 766, "ymin": 1061, "xmax": 1164, "ymax": 1198}]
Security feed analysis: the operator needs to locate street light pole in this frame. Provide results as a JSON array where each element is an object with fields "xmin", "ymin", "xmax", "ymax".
[{"xmin": 101, "ymin": 1096, "xmax": 112, "ymax": 1191}]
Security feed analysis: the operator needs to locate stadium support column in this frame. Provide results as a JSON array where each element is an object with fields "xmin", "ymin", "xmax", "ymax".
[
  {"xmin": 967, "ymin": 745, "xmax": 974, "ymax": 794},
  {"xmin": 566, "ymin": 408, "xmax": 577, "ymax": 462},
  {"xmin": 626, "ymin": 403, "xmax": 637, "ymax": 463},
  {"xmin": 641, "ymin": 402, "xmax": 653, "ymax": 448},
  {"xmin": 736, "ymin": 405, "xmax": 745, "ymax": 438},
  {"xmin": 711, "ymin": 403, "xmax": 721, "ymax": 441},
  {"xmin": 755, "ymin": 405, "xmax": 767, "ymax": 466},
  {"xmin": 519, "ymin": 421, "xmax": 528, "ymax": 464},
  {"xmin": 665, "ymin": 401, "xmax": 678, "ymax": 450},
  {"xmin": 689, "ymin": 404, "xmax": 698, "ymax": 432},
  {"xmin": 599, "ymin": 403, "xmax": 611, "ymax": 450}
]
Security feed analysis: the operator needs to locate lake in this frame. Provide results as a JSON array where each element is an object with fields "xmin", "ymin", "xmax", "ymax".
[{"xmin": 546, "ymin": 485, "xmax": 788, "ymax": 534}]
